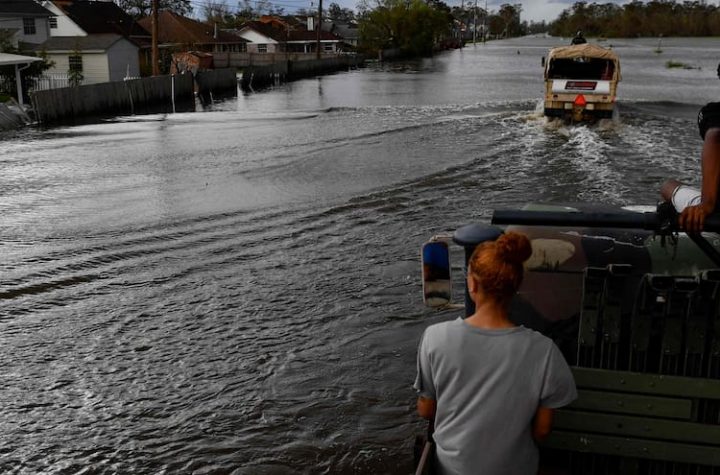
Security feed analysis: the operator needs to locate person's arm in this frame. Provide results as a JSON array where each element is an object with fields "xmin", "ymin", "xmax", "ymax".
[
  {"xmin": 532, "ymin": 406, "xmax": 555, "ymax": 442},
  {"xmin": 417, "ymin": 396, "xmax": 436, "ymax": 420},
  {"xmin": 660, "ymin": 178, "xmax": 682, "ymax": 202},
  {"xmin": 680, "ymin": 127, "xmax": 720, "ymax": 232}
]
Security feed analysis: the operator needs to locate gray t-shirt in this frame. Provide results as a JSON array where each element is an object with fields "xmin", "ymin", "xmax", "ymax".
[{"xmin": 414, "ymin": 318, "xmax": 577, "ymax": 475}]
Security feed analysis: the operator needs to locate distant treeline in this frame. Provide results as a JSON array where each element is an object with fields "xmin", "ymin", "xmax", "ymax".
[{"xmin": 550, "ymin": 0, "xmax": 720, "ymax": 37}]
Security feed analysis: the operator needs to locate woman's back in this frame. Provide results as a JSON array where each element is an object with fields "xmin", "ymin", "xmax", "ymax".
[{"xmin": 415, "ymin": 318, "xmax": 576, "ymax": 475}]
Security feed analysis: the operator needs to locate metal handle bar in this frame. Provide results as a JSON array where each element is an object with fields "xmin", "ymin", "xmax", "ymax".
[{"xmin": 491, "ymin": 209, "xmax": 720, "ymax": 233}]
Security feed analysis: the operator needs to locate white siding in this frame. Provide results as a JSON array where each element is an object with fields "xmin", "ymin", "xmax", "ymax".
[
  {"xmin": 41, "ymin": 2, "xmax": 87, "ymax": 36},
  {"xmin": 46, "ymin": 52, "xmax": 110, "ymax": 85},
  {"xmin": 106, "ymin": 38, "xmax": 139, "ymax": 81},
  {"xmin": 246, "ymin": 43, "xmax": 278, "ymax": 53},
  {"xmin": 1, "ymin": 17, "xmax": 50, "ymax": 46}
]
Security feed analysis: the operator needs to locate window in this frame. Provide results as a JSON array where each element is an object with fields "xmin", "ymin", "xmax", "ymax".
[
  {"xmin": 323, "ymin": 43, "xmax": 334, "ymax": 53},
  {"xmin": 257, "ymin": 44, "xmax": 267, "ymax": 53},
  {"xmin": 23, "ymin": 18, "xmax": 36, "ymax": 35},
  {"xmin": 69, "ymin": 55, "xmax": 83, "ymax": 73},
  {"xmin": 49, "ymin": 17, "xmax": 57, "ymax": 29},
  {"xmin": 239, "ymin": 42, "xmax": 247, "ymax": 53}
]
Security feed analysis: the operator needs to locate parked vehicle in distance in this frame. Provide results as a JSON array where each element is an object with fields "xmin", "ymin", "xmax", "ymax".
[{"xmin": 543, "ymin": 43, "xmax": 621, "ymax": 123}]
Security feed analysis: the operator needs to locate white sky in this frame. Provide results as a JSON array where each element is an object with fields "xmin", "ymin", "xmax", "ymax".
[
  {"xmin": 324, "ymin": 0, "xmax": 585, "ymax": 23},
  {"xmin": 245, "ymin": 0, "xmax": 720, "ymax": 22}
]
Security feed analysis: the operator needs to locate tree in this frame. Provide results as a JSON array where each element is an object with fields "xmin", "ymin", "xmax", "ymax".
[
  {"xmin": 496, "ymin": 3, "xmax": 522, "ymax": 37},
  {"xmin": 114, "ymin": 0, "xmax": 192, "ymax": 19},
  {"xmin": 548, "ymin": 0, "xmax": 720, "ymax": 38},
  {"xmin": 203, "ymin": 0, "xmax": 230, "ymax": 22},
  {"xmin": 358, "ymin": 0, "xmax": 452, "ymax": 57},
  {"xmin": 236, "ymin": 0, "xmax": 284, "ymax": 20},
  {"xmin": 0, "ymin": 29, "xmax": 55, "ymax": 101},
  {"xmin": 328, "ymin": 2, "xmax": 356, "ymax": 22},
  {"xmin": 68, "ymin": 43, "xmax": 84, "ymax": 87}
]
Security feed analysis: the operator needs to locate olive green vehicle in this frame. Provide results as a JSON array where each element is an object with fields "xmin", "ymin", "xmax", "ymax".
[{"xmin": 419, "ymin": 203, "xmax": 720, "ymax": 475}]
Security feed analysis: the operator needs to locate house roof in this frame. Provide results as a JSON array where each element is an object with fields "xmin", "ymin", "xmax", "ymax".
[
  {"xmin": 239, "ymin": 20, "xmax": 341, "ymax": 43},
  {"xmin": 288, "ymin": 29, "xmax": 341, "ymax": 42},
  {"xmin": 138, "ymin": 10, "xmax": 247, "ymax": 46},
  {"xmin": 34, "ymin": 33, "xmax": 133, "ymax": 52},
  {"xmin": 0, "ymin": 0, "xmax": 53, "ymax": 17},
  {"xmin": 328, "ymin": 22, "xmax": 359, "ymax": 40},
  {"xmin": 52, "ymin": 0, "xmax": 150, "ymax": 38},
  {"xmin": 0, "ymin": 52, "xmax": 42, "ymax": 66},
  {"xmin": 238, "ymin": 20, "xmax": 285, "ymax": 42}
]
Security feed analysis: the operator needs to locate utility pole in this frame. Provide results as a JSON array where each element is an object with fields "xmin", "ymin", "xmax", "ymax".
[
  {"xmin": 473, "ymin": 0, "xmax": 477, "ymax": 44},
  {"xmin": 151, "ymin": 0, "xmax": 159, "ymax": 75},
  {"xmin": 483, "ymin": 0, "xmax": 487, "ymax": 44},
  {"xmin": 316, "ymin": 0, "xmax": 323, "ymax": 59}
]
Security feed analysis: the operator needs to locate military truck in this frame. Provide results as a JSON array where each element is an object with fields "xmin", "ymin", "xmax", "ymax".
[
  {"xmin": 418, "ymin": 203, "xmax": 720, "ymax": 474},
  {"xmin": 543, "ymin": 44, "xmax": 621, "ymax": 123}
]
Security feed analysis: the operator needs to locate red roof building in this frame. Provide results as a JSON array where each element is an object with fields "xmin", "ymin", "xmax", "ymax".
[{"xmin": 138, "ymin": 11, "xmax": 248, "ymax": 53}]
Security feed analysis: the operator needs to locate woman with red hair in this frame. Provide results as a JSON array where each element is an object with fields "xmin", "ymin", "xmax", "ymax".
[{"xmin": 414, "ymin": 231, "xmax": 576, "ymax": 475}]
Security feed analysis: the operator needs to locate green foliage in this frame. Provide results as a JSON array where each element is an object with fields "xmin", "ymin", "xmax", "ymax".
[
  {"xmin": 0, "ymin": 29, "xmax": 15, "ymax": 53},
  {"xmin": 666, "ymin": 60, "xmax": 698, "ymax": 69},
  {"xmin": 0, "ymin": 31, "xmax": 55, "ymax": 100},
  {"xmin": 358, "ymin": 0, "xmax": 453, "ymax": 57},
  {"xmin": 549, "ymin": 0, "xmax": 720, "ymax": 37},
  {"xmin": 447, "ymin": 2, "xmax": 538, "ymax": 41},
  {"xmin": 68, "ymin": 44, "xmax": 84, "ymax": 87}
]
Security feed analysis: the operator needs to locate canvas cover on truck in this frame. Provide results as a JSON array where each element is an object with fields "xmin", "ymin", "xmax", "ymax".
[{"xmin": 546, "ymin": 44, "xmax": 621, "ymax": 81}]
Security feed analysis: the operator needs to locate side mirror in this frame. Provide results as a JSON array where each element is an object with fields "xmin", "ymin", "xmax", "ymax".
[{"xmin": 421, "ymin": 241, "xmax": 452, "ymax": 307}]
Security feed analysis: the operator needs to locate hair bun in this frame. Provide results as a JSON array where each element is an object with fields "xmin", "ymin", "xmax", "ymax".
[{"xmin": 496, "ymin": 232, "xmax": 532, "ymax": 265}]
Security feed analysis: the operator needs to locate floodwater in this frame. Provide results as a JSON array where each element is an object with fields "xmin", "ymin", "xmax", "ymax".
[{"xmin": 1, "ymin": 36, "xmax": 719, "ymax": 474}]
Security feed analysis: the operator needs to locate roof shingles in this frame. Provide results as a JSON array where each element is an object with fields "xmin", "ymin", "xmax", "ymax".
[
  {"xmin": 0, "ymin": 0, "xmax": 53, "ymax": 17},
  {"xmin": 138, "ymin": 11, "xmax": 246, "ymax": 46},
  {"xmin": 55, "ymin": 0, "xmax": 149, "ymax": 37}
]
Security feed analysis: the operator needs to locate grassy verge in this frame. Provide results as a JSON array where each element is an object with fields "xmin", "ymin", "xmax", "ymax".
[{"xmin": 666, "ymin": 60, "xmax": 699, "ymax": 69}]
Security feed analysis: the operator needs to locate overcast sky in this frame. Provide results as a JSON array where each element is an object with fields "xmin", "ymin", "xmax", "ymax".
[
  {"xmin": 516, "ymin": 0, "xmax": 578, "ymax": 23},
  {"xmin": 320, "ymin": 0, "xmax": 719, "ymax": 24},
  {"xmin": 318, "ymin": 0, "xmax": 586, "ymax": 23}
]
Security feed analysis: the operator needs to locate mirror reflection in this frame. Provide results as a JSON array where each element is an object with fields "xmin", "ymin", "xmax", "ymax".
[{"xmin": 422, "ymin": 241, "xmax": 452, "ymax": 307}]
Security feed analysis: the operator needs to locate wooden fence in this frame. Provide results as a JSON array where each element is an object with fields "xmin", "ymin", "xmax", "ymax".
[
  {"xmin": 31, "ymin": 74, "xmax": 195, "ymax": 125},
  {"xmin": 239, "ymin": 56, "xmax": 363, "ymax": 91},
  {"xmin": 195, "ymin": 68, "xmax": 238, "ymax": 96},
  {"xmin": 214, "ymin": 52, "xmax": 344, "ymax": 68}
]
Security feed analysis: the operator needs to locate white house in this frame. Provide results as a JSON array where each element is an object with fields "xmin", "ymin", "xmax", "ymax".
[
  {"xmin": 236, "ymin": 23, "xmax": 280, "ymax": 54},
  {"xmin": 40, "ymin": 1, "xmax": 86, "ymax": 37},
  {"xmin": 35, "ymin": 34, "xmax": 139, "ymax": 84},
  {"xmin": 0, "ymin": 0, "xmax": 54, "ymax": 49},
  {"xmin": 236, "ymin": 19, "xmax": 342, "ymax": 54},
  {"xmin": 33, "ymin": 1, "xmax": 148, "ymax": 86}
]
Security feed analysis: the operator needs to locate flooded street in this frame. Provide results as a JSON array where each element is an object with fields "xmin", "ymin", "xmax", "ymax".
[{"xmin": 2, "ymin": 36, "xmax": 720, "ymax": 474}]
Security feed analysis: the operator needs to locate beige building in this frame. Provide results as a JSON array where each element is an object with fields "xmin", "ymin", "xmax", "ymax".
[{"xmin": 38, "ymin": 34, "xmax": 140, "ymax": 84}]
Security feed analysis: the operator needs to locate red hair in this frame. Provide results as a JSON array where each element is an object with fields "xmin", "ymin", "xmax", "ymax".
[{"xmin": 468, "ymin": 231, "xmax": 532, "ymax": 302}]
